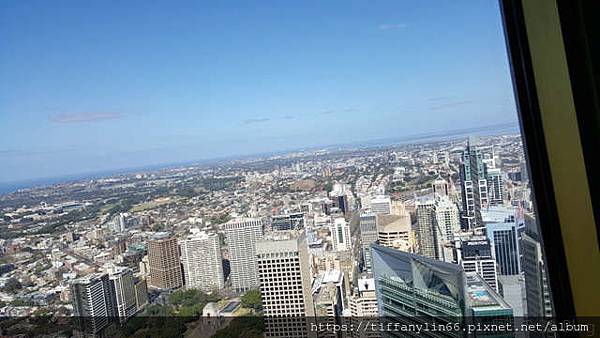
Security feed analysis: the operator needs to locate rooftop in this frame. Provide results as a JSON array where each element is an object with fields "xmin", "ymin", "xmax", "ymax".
[
  {"xmin": 465, "ymin": 273, "xmax": 511, "ymax": 311},
  {"xmin": 357, "ymin": 278, "xmax": 375, "ymax": 292}
]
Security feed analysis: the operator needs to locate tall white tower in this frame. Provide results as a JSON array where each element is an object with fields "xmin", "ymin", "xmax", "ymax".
[
  {"xmin": 222, "ymin": 218, "xmax": 263, "ymax": 292},
  {"xmin": 180, "ymin": 229, "xmax": 224, "ymax": 292}
]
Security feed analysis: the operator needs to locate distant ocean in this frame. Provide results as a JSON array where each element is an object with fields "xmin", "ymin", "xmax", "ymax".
[
  {"xmin": 0, "ymin": 173, "xmax": 112, "ymax": 195},
  {"xmin": 0, "ymin": 122, "xmax": 520, "ymax": 196}
]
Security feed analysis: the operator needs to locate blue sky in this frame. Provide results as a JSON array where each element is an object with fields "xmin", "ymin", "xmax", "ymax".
[{"xmin": 0, "ymin": 0, "xmax": 517, "ymax": 183}]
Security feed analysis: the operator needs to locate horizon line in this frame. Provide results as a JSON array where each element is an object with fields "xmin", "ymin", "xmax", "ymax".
[{"xmin": 0, "ymin": 122, "xmax": 519, "ymax": 194}]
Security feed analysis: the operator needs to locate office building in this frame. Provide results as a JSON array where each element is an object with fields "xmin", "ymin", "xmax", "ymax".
[
  {"xmin": 465, "ymin": 272, "xmax": 513, "ymax": 319},
  {"xmin": 348, "ymin": 278, "xmax": 379, "ymax": 338},
  {"xmin": 498, "ymin": 275, "xmax": 525, "ymax": 316},
  {"xmin": 223, "ymin": 218, "xmax": 263, "ymax": 292},
  {"xmin": 359, "ymin": 214, "xmax": 378, "ymax": 272},
  {"xmin": 330, "ymin": 217, "xmax": 351, "ymax": 252},
  {"xmin": 371, "ymin": 244, "xmax": 465, "ymax": 338},
  {"xmin": 486, "ymin": 222, "xmax": 520, "ymax": 275},
  {"xmin": 313, "ymin": 283, "xmax": 341, "ymax": 338},
  {"xmin": 371, "ymin": 245, "xmax": 512, "ymax": 338},
  {"xmin": 521, "ymin": 216, "xmax": 553, "ymax": 317},
  {"xmin": 486, "ymin": 167, "xmax": 504, "ymax": 205},
  {"xmin": 271, "ymin": 212, "xmax": 305, "ymax": 231},
  {"xmin": 458, "ymin": 236, "xmax": 499, "ymax": 292},
  {"xmin": 348, "ymin": 278, "xmax": 378, "ymax": 317},
  {"xmin": 460, "ymin": 137, "xmax": 488, "ymax": 229},
  {"xmin": 370, "ymin": 195, "xmax": 392, "ymax": 215},
  {"xmin": 330, "ymin": 191, "xmax": 349, "ymax": 215},
  {"xmin": 180, "ymin": 229, "xmax": 224, "ymax": 292},
  {"xmin": 256, "ymin": 231, "xmax": 315, "ymax": 337},
  {"xmin": 147, "ymin": 232, "xmax": 183, "ymax": 289},
  {"xmin": 377, "ymin": 214, "xmax": 412, "ymax": 252}
]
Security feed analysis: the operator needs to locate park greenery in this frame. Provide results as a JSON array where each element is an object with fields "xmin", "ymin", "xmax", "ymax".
[
  {"xmin": 118, "ymin": 288, "xmax": 222, "ymax": 338},
  {"xmin": 241, "ymin": 289, "xmax": 262, "ymax": 312},
  {"xmin": 213, "ymin": 316, "xmax": 264, "ymax": 338}
]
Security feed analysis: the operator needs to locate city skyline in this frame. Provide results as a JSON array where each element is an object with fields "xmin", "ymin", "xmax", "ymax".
[{"xmin": 0, "ymin": 0, "xmax": 517, "ymax": 183}]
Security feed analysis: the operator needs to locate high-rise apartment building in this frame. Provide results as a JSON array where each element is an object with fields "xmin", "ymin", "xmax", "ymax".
[
  {"xmin": 416, "ymin": 196, "xmax": 459, "ymax": 261},
  {"xmin": 415, "ymin": 198, "xmax": 440, "ymax": 260},
  {"xmin": 256, "ymin": 231, "xmax": 314, "ymax": 337},
  {"xmin": 330, "ymin": 217, "xmax": 351, "ymax": 252},
  {"xmin": 107, "ymin": 266, "xmax": 137, "ymax": 322},
  {"xmin": 180, "ymin": 229, "xmax": 224, "ymax": 292},
  {"xmin": 223, "ymin": 217, "xmax": 263, "ymax": 292},
  {"xmin": 133, "ymin": 276, "xmax": 148, "ymax": 311},
  {"xmin": 435, "ymin": 196, "xmax": 461, "ymax": 242},
  {"xmin": 70, "ymin": 273, "xmax": 115, "ymax": 334},
  {"xmin": 434, "ymin": 195, "xmax": 461, "ymax": 262},
  {"xmin": 147, "ymin": 232, "xmax": 183, "ymax": 290}
]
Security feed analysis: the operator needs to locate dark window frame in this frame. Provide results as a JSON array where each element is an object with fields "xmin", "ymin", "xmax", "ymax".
[{"xmin": 500, "ymin": 0, "xmax": 576, "ymax": 320}]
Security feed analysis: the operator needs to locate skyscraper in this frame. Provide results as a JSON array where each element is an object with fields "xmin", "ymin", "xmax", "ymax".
[
  {"xmin": 432, "ymin": 175, "xmax": 449, "ymax": 197},
  {"xmin": 486, "ymin": 167, "xmax": 504, "ymax": 205},
  {"xmin": 486, "ymin": 222, "xmax": 520, "ymax": 275},
  {"xmin": 460, "ymin": 137, "xmax": 488, "ymax": 229},
  {"xmin": 70, "ymin": 273, "xmax": 115, "ymax": 334},
  {"xmin": 521, "ymin": 215, "xmax": 553, "ymax": 317},
  {"xmin": 458, "ymin": 236, "xmax": 499, "ymax": 292},
  {"xmin": 434, "ymin": 195, "xmax": 461, "ymax": 261},
  {"xmin": 147, "ymin": 232, "xmax": 183, "ymax": 290},
  {"xmin": 415, "ymin": 198, "xmax": 440, "ymax": 259},
  {"xmin": 133, "ymin": 276, "xmax": 148, "ymax": 311},
  {"xmin": 180, "ymin": 229, "xmax": 224, "ymax": 292},
  {"xmin": 222, "ymin": 217, "xmax": 263, "ymax": 292},
  {"xmin": 416, "ymin": 196, "xmax": 459, "ymax": 261},
  {"xmin": 256, "ymin": 230, "xmax": 314, "ymax": 337},
  {"xmin": 107, "ymin": 266, "xmax": 137, "ymax": 322},
  {"xmin": 371, "ymin": 245, "xmax": 512, "ymax": 338},
  {"xmin": 371, "ymin": 244, "xmax": 465, "ymax": 337},
  {"xmin": 359, "ymin": 214, "xmax": 378, "ymax": 272},
  {"xmin": 330, "ymin": 217, "xmax": 351, "ymax": 252}
]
